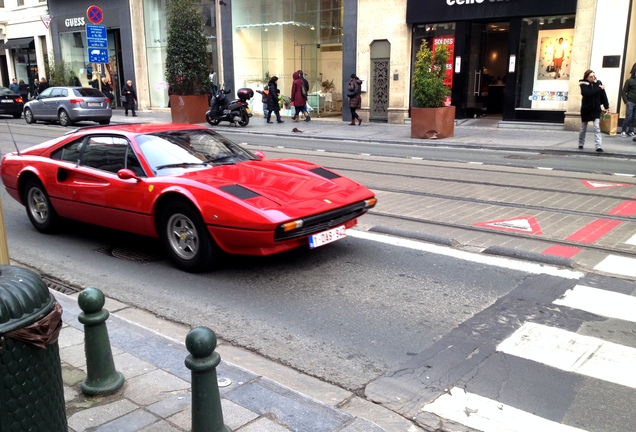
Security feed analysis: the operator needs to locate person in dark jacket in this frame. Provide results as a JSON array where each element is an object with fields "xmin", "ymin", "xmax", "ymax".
[
  {"xmin": 621, "ymin": 63, "xmax": 636, "ymax": 137},
  {"xmin": 297, "ymin": 70, "xmax": 310, "ymax": 121},
  {"xmin": 347, "ymin": 73, "xmax": 363, "ymax": 125},
  {"xmin": 101, "ymin": 77, "xmax": 115, "ymax": 104},
  {"xmin": 36, "ymin": 77, "xmax": 49, "ymax": 96},
  {"xmin": 18, "ymin": 79, "xmax": 28, "ymax": 100},
  {"xmin": 9, "ymin": 78, "xmax": 20, "ymax": 94},
  {"xmin": 290, "ymin": 71, "xmax": 307, "ymax": 122},
  {"xmin": 578, "ymin": 69, "xmax": 609, "ymax": 152},
  {"xmin": 266, "ymin": 76, "xmax": 283, "ymax": 123},
  {"xmin": 122, "ymin": 80, "xmax": 138, "ymax": 116}
]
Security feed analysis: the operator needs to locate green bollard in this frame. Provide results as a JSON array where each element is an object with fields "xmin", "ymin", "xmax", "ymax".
[
  {"xmin": 78, "ymin": 287, "xmax": 125, "ymax": 395},
  {"xmin": 185, "ymin": 326, "xmax": 232, "ymax": 432}
]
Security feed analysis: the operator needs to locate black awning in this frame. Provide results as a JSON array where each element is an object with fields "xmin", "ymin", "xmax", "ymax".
[{"xmin": 2, "ymin": 37, "xmax": 35, "ymax": 50}]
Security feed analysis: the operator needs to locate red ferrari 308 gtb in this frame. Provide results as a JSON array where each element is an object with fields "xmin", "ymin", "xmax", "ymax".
[{"xmin": 1, "ymin": 123, "xmax": 376, "ymax": 271}]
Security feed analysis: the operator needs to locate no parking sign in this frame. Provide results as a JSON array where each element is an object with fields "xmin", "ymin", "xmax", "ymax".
[{"xmin": 86, "ymin": 5, "xmax": 103, "ymax": 25}]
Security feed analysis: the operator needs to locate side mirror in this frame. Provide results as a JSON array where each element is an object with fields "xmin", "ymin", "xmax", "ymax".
[
  {"xmin": 254, "ymin": 151, "xmax": 266, "ymax": 160},
  {"xmin": 117, "ymin": 168, "xmax": 140, "ymax": 181}
]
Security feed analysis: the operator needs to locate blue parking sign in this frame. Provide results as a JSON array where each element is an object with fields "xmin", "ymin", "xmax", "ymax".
[{"xmin": 88, "ymin": 48, "xmax": 109, "ymax": 63}]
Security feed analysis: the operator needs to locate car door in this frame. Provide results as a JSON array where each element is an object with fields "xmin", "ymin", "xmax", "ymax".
[
  {"xmin": 29, "ymin": 87, "xmax": 53, "ymax": 119},
  {"xmin": 44, "ymin": 87, "xmax": 66, "ymax": 119},
  {"xmin": 52, "ymin": 135, "xmax": 156, "ymax": 236}
]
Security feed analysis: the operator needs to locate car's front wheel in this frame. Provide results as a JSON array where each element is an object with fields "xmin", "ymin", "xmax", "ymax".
[
  {"xmin": 24, "ymin": 108, "xmax": 35, "ymax": 124},
  {"xmin": 160, "ymin": 201, "xmax": 218, "ymax": 272},
  {"xmin": 23, "ymin": 179, "xmax": 58, "ymax": 233},
  {"xmin": 58, "ymin": 109, "xmax": 72, "ymax": 127}
]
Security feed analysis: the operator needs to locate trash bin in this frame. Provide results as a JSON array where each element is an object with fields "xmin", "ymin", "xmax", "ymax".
[{"xmin": 0, "ymin": 265, "xmax": 66, "ymax": 432}]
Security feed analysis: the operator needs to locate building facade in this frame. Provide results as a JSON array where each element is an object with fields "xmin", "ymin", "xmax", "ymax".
[{"xmin": 1, "ymin": 0, "xmax": 635, "ymax": 128}]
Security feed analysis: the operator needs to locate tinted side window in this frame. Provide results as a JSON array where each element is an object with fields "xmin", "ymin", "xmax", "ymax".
[
  {"xmin": 82, "ymin": 136, "xmax": 129, "ymax": 174},
  {"xmin": 51, "ymin": 139, "xmax": 84, "ymax": 164},
  {"xmin": 77, "ymin": 88, "xmax": 106, "ymax": 98}
]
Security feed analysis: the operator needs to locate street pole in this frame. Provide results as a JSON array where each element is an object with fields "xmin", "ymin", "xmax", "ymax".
[{"xmin": 0, "ymin": 196, "xmax": 10, "ymax": 264}]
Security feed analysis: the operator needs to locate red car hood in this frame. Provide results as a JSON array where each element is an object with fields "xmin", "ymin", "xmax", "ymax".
[{"xmin": 181, "ymin": 158, "xmax": 370, "ymax": 208}]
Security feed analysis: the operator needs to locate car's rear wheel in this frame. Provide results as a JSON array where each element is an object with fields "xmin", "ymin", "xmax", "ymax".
[
  {"xmin": 58, "ymin": 109, "xmax": 72, "ymax": 127},
  {"xmin": 98, "ymin": 119, "xmax": 110, "ymax": 125},
  {"xmin": 160, "ymin": 201, "xmax": 218, "ymax": 272},
  {"xmin": 23, "ymin": 179, "xmax": 58, "ymax": 233},
  {"xmin": 24, "ymin": 108, "xmax": 35, "ymax": 124}
]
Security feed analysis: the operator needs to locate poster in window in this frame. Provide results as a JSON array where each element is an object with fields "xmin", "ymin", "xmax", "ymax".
[
  {"xmin": 433, "ymin": 36, "xmax": 455, "ymax": 106},
  {"xmin": 537, "ymin": 30, "xmax": 574, "ymax": 81}
]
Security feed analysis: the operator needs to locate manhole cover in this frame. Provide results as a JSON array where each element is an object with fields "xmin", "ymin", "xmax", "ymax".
[{"xmin": 96, "ymin": 246, "xmax": 163, "ymax": 263}]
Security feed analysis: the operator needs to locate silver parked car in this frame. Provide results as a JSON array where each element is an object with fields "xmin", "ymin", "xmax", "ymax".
[{"xmin": 24, "ymin": 86, "xmax": 112, "ymax": 127}]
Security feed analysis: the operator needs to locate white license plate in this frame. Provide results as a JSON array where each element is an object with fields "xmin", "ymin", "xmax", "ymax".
[
  {"xmin": 1, "ymin": 100, "xmax": 13, "ymax": 103},
  {"xmin": 308, "ymin": 225, "xmax": 346, "ymax": 249},
  {"xmin": 88, "ymin": 102, "xmax": 100, "ymax": 107}
]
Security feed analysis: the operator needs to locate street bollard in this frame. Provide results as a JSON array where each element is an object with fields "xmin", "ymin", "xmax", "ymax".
[
  {"xmin": 185, "ymin": 326, "xmax": 232, "ymax": 432},
  {"xmin": 78, "ymin": 287, "xmax": 125, "ymax": 395}
]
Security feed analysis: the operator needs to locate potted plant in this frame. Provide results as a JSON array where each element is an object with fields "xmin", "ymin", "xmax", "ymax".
[
  {"xmin": 410, "ymin": 40, "xmax": 455, "ymax": 138},
  {"xmin": 166, "ymin": 0, "xmax": 211, "ymax": 123}
]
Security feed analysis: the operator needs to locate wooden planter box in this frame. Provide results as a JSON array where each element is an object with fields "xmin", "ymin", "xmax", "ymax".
[
  {"xmin": 411, "ymin": 106, "xmax": 456, "ymax": 139},
  {"xmin": 170, "ymin": 95, "xmax": 209, "ymax": 124}
]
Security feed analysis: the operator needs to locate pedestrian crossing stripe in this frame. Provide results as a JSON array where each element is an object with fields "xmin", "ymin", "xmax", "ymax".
[
  {"xmin": 421, "ymin": 387, "xmax": 587, "ymax": 432},
  {"xmin": 497, "ymin": 322, "xmax": 636, "ymax": 389},
  {"xmin": 593, "ymin": 255, "xmax": 636, "ymax": 278},
  {"xmin": 554, "ymin": 285, "xmax": 636, "ymax": 323},
  {"xmin": 627, "ymin": 234, "xmax": 636, "ymax": 246}
]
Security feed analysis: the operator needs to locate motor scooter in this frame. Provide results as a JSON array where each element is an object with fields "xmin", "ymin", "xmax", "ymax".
[{"xmin": 206, "ymin": 87, "xmax": 253, "ymax": 127}]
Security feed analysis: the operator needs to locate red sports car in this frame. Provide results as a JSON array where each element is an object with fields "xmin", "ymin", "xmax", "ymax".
[{"xmin": 1, "ymin": 123, "xmax": 376, "ymax": 271}]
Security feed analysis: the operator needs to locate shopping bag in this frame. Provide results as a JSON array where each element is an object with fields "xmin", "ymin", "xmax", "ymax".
[{"xmin": 600, "ymin": 112, "xmax": 618, "ymax": 136}]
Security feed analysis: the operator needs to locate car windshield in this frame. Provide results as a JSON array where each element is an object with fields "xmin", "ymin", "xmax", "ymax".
[{"xmin": 137, "ymin": 129, "xmax": 258, "ymax": 176}]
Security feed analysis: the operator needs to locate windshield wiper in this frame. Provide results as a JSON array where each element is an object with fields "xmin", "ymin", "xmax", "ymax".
[
  {"xmin": 206, "ymin": 155, "xmax": 237, "ymax": 165},
  {"xmin": 155, "ymin": 162, "xmax": 208, "ymax": 170}
]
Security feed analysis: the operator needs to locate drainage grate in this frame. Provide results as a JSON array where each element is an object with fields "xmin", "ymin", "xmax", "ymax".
[
  {"xmin": 42, "ymin": 275, "xmax": 83, "ymax": 294},
  {"xmin": 95, "ymin": 246, "xmax": 163, "ymax": 263}
]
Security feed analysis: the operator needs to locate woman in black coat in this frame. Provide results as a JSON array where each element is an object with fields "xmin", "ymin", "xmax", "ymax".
[
  {"xmin": 266, "ymin": 76, "xmax": 283, "ymax": 123},
  {"xmin": 122, "ymin": 80, "xmax": 138, "ymax": 116},
  {"xmin": 578, "ymin": 69, "xmax": 609, "ymax": 152}
]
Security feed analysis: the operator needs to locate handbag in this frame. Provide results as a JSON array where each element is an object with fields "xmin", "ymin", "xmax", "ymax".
[
  {"xmin": 120, "ymin": 95, "xmax": 127, "ymax": 103},
  {"xmin": 546, "ymin": 64, "xmax": 555, "ymax": 73}
]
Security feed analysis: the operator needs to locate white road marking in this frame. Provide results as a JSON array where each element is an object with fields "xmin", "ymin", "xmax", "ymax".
[
  {"xmin": 347, "ymin": 230, "xmax": 584, "ymax": 279},
  {"xmin": 625, "ymin": 234, "xmax": 636, "ymax": 246},
  {"xmin": 421, "ymin": 387, "xmax": 588, "ymax": 432},
  {"xmin": 613, "ymin": 173, "xmax": 635, "ymax": 177},
  {"xmin": 538, "ymin": 167, "xmax": 553, "ymax": 170},
  {"xmin": 593, "ymin": 255, "xmax": 636, "ymax": 277},
  {"xmin": 554, "ymin": 285, "xmax": 636, "ymax": 323},
  {"xmin": 497, "ymin": 322, "xmax": 636, "ymax": 389}
]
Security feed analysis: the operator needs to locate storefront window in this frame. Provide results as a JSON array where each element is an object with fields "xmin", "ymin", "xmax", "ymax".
[
  {"xmin": 59, "ymin": 32, "xmax": 88, "ymax": 85},
  {"xmin": 231, "ymin": 0, "xmax": 343, "ymax": 116},
  {"xmin": 143, "ymin": 0, "xmax": 218, "ymax": 108},
  {"xmin": 515, "ymin": 15, "xmax": 575, "ymax": 111}
]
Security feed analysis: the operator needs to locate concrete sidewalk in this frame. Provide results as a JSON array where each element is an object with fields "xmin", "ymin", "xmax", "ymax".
[
  {"xmin": 55, "ymin": 288, "xmax": 413, "ymax": 432},
  {"xmin": 113, "ymin": 108, "xmax": 636, "ymax": 158}
]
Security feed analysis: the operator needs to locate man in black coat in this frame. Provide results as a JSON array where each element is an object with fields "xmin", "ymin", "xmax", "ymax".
[{"xmin": 578, "ymin": 69, "xmax": 609, "ymax": 152}]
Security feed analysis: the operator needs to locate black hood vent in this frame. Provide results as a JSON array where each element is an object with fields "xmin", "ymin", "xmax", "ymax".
[
  {"xmin": 310, "ymin": 167, "xmax": 340, "ymax": 179},
  {"xmin": 219, "ymin": 184, "xmax": 260, "ymax": 200}
]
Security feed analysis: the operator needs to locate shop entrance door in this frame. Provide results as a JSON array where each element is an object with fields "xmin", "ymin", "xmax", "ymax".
[{"xmin": 466, "ymin": 22, "xmax": 509, "ymax": 119}]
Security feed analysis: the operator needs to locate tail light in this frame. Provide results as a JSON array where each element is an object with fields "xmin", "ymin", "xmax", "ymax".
[
  {"xmin": 104, "ymin": 98, "xmax": 110, "ymax": 104},
  {"xmin": 16, "ymin": 97, "xmax": 23, "ymax": 103},
  {"xmin": 69, "ymin": 98, "xmax": 85, "ymax": 104}
]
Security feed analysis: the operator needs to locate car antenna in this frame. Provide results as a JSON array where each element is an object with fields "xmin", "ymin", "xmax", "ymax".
[{"xmin": 4, "ymin": 120, "xmax": 21, "ymax": 156}]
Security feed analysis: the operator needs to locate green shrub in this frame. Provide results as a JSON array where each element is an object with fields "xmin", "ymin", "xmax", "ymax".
[
  {"xmin": 165, "ymin": 0, "xmax": 211, "ymax": 95},
  {"xmin": 412, "ymin": 41, "xmax": 450, "ymax": 108}
]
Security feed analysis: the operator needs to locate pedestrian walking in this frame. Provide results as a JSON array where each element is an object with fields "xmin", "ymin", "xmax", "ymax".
[
  {"xmin": 266, "ymin": 76, "xmax": 283, "ymax": 124},
  {"xmin": 255, "ymin": 85, "xmax": 269, "ymax": 120},
  {"xmin": 37, "ymin": 77, "xmax": 49, "ymax": 96},
  {"xmin": 579, "ymin": 69, "xmax": 609, "ymax": 152},
  {"xmin": 347, "ymin": 73, "xmax": 363, "ymax": 125},
  {"xmin": 18, "ymin": 79, "xmax": 28, "ymax": 100},
  {"xmin": 290, "ymin": 71, "xmax": 308, "ymax": 122},
  {"xmin": 101, "ymin": 77, "xmax": 115, "ymax": 104},
  {"xmin": 9, "ymin": 78, "xmax": 20, "ymax": 94},
  {"xmin": 122, "ymin": 79, "xmax": 138, "ymax": 116},
  {"xmin": 297, "ymin": 70, "xmax": 311, "ymax": 121},
  {"xmin": 621, "ymin": 63, "xmax": 636, "ymax": 138}
]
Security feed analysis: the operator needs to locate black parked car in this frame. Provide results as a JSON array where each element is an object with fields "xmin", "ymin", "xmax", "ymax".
[{"xmin": 0, "ymin": 86, "xmax": 24, "ymax": 119}]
